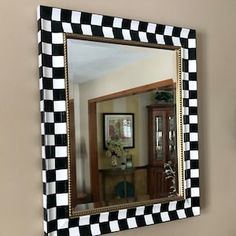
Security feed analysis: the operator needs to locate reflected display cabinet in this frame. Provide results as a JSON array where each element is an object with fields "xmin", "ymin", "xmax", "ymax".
[{"xmin": 147, "ymin": 104, "xmax": 177, "ymax": 198}]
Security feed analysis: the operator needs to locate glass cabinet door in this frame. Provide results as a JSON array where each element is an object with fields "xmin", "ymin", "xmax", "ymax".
[
  {"xmin": 155, "ymin": 116, "xmax": 164, "ymax": 160},
  {"xmin": 168, "ymin": 115, "xmax": 177, "ymax": 160}
]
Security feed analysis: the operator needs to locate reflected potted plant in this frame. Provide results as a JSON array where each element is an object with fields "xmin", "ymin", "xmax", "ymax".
[
  {"xmin": 155, "ymin": 90, "xmax": 174, "ymax": 104},
  {"xmin": 105, "ymin": 139, "xmax": 124, "ymax": 168}
]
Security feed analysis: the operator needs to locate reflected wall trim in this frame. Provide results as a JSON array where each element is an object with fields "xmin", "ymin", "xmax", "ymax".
[{"xmin": 37, "ymin": 5, "xmax": 200, "ymax": 235}]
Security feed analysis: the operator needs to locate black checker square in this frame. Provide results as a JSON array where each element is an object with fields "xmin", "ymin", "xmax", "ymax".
[
  {"xmin": 91, "ymin": 25, "xmax": 104, "ymax": 37},
  {"xmin": 52, "ymin": 44, "xmax": 64, "ymax": 56},
  {"xmin": 102, "ymin": 15, "xmax": 114, "ymax": 27},
  {"xmin": 51, "ymin": 21, "xmax": 64, "ymax": 33},
  {"xmin": 61, "ymin": 9, "xmax": 72, "ymax": 23},
  {"xmin": 38, "ymin": 5, "xmax": 200, "ymax": 235}
]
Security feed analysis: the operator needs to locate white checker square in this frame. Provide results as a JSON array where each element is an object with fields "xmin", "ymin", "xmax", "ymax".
[
  {"xmin": 52, "ymin": 56, "xmax": 64, "ymax": 68},
  {"xmin": 182, "ymin": 72, "xmax": 189, "ymax": 81},
  {"xmin": 191, "ymin": 169, "xmax": 199, "ymax": 178},
  {"xmin": 38, "ymin": 54, "xmax": 42, "ymax": 67},
  {"xmin": 53, "ymin": 79, "xmax": 65, "ymax": 89},
  {"xmin": 183, "ymin": 108, "xmax": 189, "ymax": 118},
  {"xmin": 99, "ymin": 212, "xmax": 109, "ymax": 222},
  {"xmin": 144, "ymin": 214, "xmax": 154, "ymax": 225},
  {"xmin": 102, "ymin": 27, "xmax": 114, "ymax": 38},
  {"xmin": 185, "ymin": 141, "xmax": 190, "ymax": 151},
  {"xmin": 156, "ymin": 34, "xmax": 165, "ymax": 44},
  {"xmin": 118, "ymin": 209, "xmax": 127, "ymax": 219},
  {"xmin": 43, "ymin": 89, "xmax": 53, "ymax": 100},
  {"xmin": 37, "ymin": 6, "xmax": 40, "ymax": 20},
  {"xmin": 40, "ymin": 100, "xmax": 44, "ymax": 112},
  {"xmin": 46, "ymin": 182, "xmax": 56, "ymax": 195},
  {"xmin": 41, "ymin": 123, "xmax": 45, "ymax": 135},
  {"xmin": 55, "ymin": 147, "xmax": 67, "ymax": 157},
  {"xmin": 109, "ymin": 220, "xmax": 119, "ymax": 232},
  {"xmin": 189, "ymin": 99, "xmax": 198, "ymax": 107},
  {"xmin": 184, "ymin": 198, "xmax": 191, "ymax": 208},
  {"xmin": 130, "ymin": 20, "xmax": 139, "ymax": 31},
  {"xmin": 177, "ymin": 209, "xmax": 186, "ymax": 219},
  {"xmin": 183, "ymin": 90, "xmax": 189, "ymax": 99},
  {"xmin": 43, "ymin": 221, "xmax": 47, "ymax": 233},
  {"xmin": 41, "ymin": 146, "xmax": 45, "ymax": 159},
  {"xmin": 190, "ymin": 133, "xmax": 198, "ymax": 142},
  {"xmin": 44, "ymin": 112, "xmax": 54, "ymax": 123},
  {"xmin": 69, "ymin": 227, "xmax": 80, "ymax": 235},
  {"xmin": 190, "ymin": 150, "xmax": 199, "ymax": 160},
  {"xmin": 42, "ymin": 170, "xmax": 46, "ymax": 183},
  {"xmin": 39, "ymin": 78, "xmax": 43, "ymax": 90},
  {"xmin": 38, "ymin": 30, "xmax": 41, "ymax": 43},
  {"xmin": 189, "ymin": 80, "xmax": 197, "ymax": 90},
  {"xmin": 138, "ymin": 32, "xmax": 148, "ymax": 42},
  {"xmin": 164, "ymin": 25, "xmax": 173, "ymax": 36},
  {"xmin": 185, "ymin": 160, "xmax": 191, "ymax": 170},
  {"xmin": 160, "ymin": 212, "xmax": 170, "ymax": 222},
  {"xmin": 135, "ymin": 206, "xmax": 145, "ymax": 216},
  {"xmin": 189, "ymin": 60, "xmax": 197, "ymax": 73},
  {"xmin": 122, "ymin": 29, "xmax": 131, "ymax": 40},
  {"xmin": 48, "ymin": 207, "xmax": 57, "ymax": 221},
  {"xmin": 45, "ymin": 135, "xmax": 55, "ymax": 146},
  {"xmin": 58, "ymin": 219, "xmax": 69, "ymax": 229},
  {"xmin": 81, "ymin": 24, "xmax": 92, "ymax": 35},
  {"xmin": 42, "ymin": 42, "xmax": 52, "ymax": 55},
  {"xmin": 186, "ymin": 178, "xmax": 191, "ymax": 188},
  {"xmin": 42, "ymin": 19, "xmax": 51, "ymax": 32},
  {"xmin": 113, "ymin": 17, "xmax": 122, "ymax": 28},
  {"xmin": 43, "ymin": 66, "xmax": 53, "ymax": 78},
  {"xmin": 52, "ymin": 33, "xmax": 64, "ymax": 44},
  {"xmin": 62, "ymin": 22, "xmax": 73, "ymax": 33},
  {"xmin": 79, "ymin": 215, "xmax": 90, "ymax": 226},
  {"xmin": 91, "ymin": 223, "xmax": 101, "ymax": 236},
  {"xmin": 127, "ymin": 217, "xmax": 137, "ymax": 229},
  {"xmin": 152, "ymin": 203, "xmax": 161, "ymax": 213},
  {"xmin": 45, "ymin": 159, "xmax": 55, "ymax": 171},
  {"xmin": 182, "ymin": 48, "xmax": 189, "ymax": 60},
  {"xmin": 91, "ymin": 14, "xmax": 103, "ymax": 26},
  {"xmin": 52, "ymin": 8, "xmax": 61, "ymax": 21},
  {"xmin": 147, "ymin": 23, "xmax": 156, "ymax": 33},
  {"xmin": 71, "ymin": 11, "xmax": 81, "ymax": 24},
  {"xmin": 56, "ymin": 169, "xmax": 68, "ymax": 181},
  {"xmin": 55, "ymin": 146, "xmax": 67, "ymax": 157},
  {"xmin": 55, "ymin": 123, "xmax": 67, "ymax": 134},
  {"xmin": 168, "ymin": 201, "xmax": 177, "ymax": 211},
  {"xmin": 191, "ymin": 187, "xmax": 200, "ymax": 197},
  {"xmin": 192, "ymin": 207, "xmax": 200, "ymax": 216},
  {"xmin": 188, "ymin": 38, "xmax": 196, "ymax": 48},
  {"xmin": 56, "ymin": 193, "xmax": 68, "ymax": 206},
  {"xmin": 180, "ymin": 28, "xmax": 190, "ymax": 38},
  {"xmin": 190, "ymin": 115, "xmax": 198, "ymax": 124},
  {"xmin": 172, "ymin": 37, "xmax": 181, "ymax": 46},
  {"xmin": 53, "ymin": 101, "xmax": 66, "ymax": 112},
  {"xmin": 43, "ymin": 195, "xmax": 47, "ymax": 208}
]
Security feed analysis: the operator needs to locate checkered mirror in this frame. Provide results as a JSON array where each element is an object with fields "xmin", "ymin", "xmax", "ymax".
[{"xmin": 38, "ymin": 5, "xmax": 200, "ymax": 236}]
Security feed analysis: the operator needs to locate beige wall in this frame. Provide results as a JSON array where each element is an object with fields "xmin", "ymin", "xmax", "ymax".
[{"xmin": 1, "ymin": 0, "xmax": 236, "ymax": 235}]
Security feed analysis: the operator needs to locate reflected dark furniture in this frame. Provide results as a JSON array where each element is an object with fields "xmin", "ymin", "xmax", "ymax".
[
  {"xmin": 99, "ymin": 168, "xmax": 136, "ymax": 204},
  {"xmin": 147, "ymin": 104, "xmax": 177, "ymax": 198}
]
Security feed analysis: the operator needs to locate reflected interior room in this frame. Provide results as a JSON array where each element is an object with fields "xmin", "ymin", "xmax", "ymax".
[{"xmin": 66, "ymin": 38, "xmax": 180, "ymax": 213}]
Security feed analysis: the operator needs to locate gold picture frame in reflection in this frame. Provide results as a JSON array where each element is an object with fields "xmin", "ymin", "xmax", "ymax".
[{"xmin": 103, "ymin": 113, "xmax": 134, "ymax": 149}]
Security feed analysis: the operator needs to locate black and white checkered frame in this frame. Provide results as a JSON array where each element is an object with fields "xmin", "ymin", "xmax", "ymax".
[{"xmin": 37, "ymin": 5, "xmax": 200, "ymax": 236}]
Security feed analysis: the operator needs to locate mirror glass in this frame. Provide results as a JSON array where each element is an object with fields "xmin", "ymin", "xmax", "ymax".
[{"xmin": 66, "ymin": 37, "xmax": 183, "ymax": 215}]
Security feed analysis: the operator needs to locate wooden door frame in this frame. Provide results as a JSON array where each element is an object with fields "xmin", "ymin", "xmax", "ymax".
[{"xmin": 88, "ymin": 79, "xmax": 174, "ymax": 203}]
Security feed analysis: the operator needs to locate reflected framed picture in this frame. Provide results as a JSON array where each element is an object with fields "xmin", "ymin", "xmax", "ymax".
[{"xmin": 103, "ymin": 113, "xmax": 134, "ymax": 149}]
